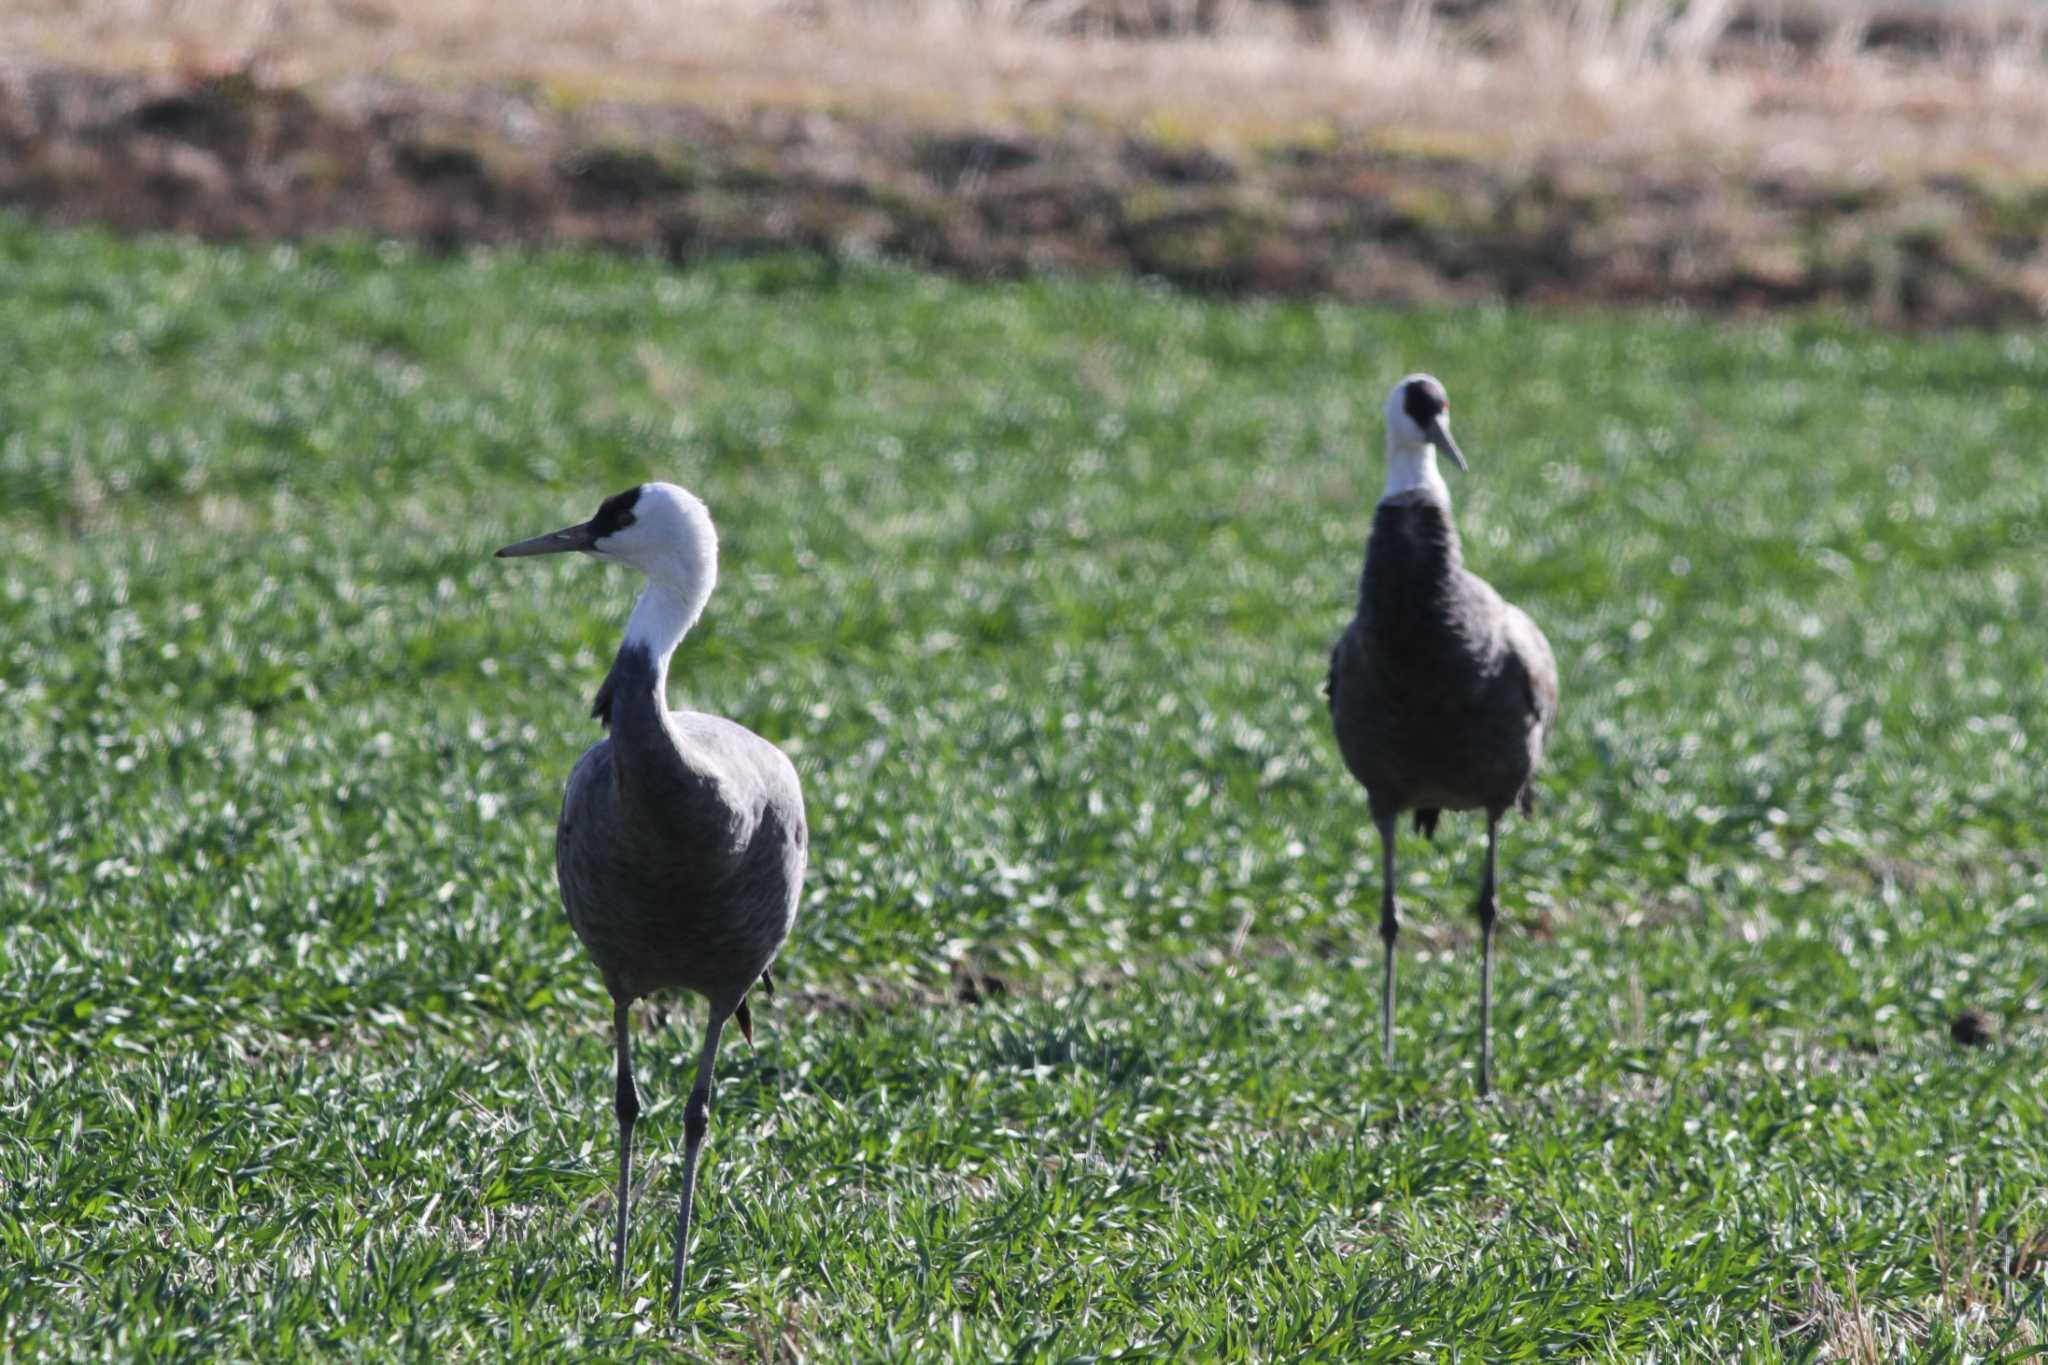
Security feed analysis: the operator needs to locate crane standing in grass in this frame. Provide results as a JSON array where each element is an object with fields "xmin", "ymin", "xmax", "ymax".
[
  {"xmin": 497, "ymin": 482, "xmax": 806, "ymax": 1308},
  {"xmin": 1325, "ymin": 375, "xmax": 1558, "ymax": 1097}
]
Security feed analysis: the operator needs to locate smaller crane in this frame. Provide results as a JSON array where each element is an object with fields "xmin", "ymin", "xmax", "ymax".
[{"xmin": 1326, "ymin": 376, "xmax": 1558, "ymax": 1096}]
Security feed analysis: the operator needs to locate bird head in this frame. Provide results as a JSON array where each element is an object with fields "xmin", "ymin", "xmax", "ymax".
[
  {"xmin": 1383, "ymin": 374, "xmax": 1466, "ymax": 472},
  {"xmin": 496, "ymin": 482, "xmax": 719, "ymax": 591}
]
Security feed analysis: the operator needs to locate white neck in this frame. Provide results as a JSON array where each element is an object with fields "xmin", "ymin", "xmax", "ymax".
[
  {"xmin": 621, "ymin": 563, "xmax": 713, "ymax": 708},
  {"xmin": 1382, "ymin": 436, "xmax": 1451, "ymax": 505}
]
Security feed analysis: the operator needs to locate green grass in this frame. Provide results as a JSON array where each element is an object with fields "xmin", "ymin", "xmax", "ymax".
[{"xmin": 2, "ymin": 217, "xmax": 2045, "ymax": 1361}]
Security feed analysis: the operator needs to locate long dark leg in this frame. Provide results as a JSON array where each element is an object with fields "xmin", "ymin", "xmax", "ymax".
[
  {"xmin": 1375, "ymin": 810, "xmax": 1400, "ymax": 1066},
  {"xmin": 1476, "ymin": 811, "xmax": 1501, "ymax": 1097},
  {"xmin": 611, "ymin": 998, "xmax": 639, "ymax": 1294},
  {"xmin": 670, "ymin": 1008, "xmax": 729, "ymax": 1310}
]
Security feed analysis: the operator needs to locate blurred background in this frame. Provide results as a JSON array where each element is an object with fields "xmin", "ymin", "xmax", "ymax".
[{"xmin": 5, "ymin": 0, "xmax": 2046, "ymax": 324}]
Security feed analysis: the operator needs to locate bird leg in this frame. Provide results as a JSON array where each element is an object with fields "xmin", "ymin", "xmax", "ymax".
[
  {"xmin": 1374, "ymin": 811, "xmax": 1400, "ymax": 1067},
  {"xmin": 611, "ymin": 997, "xmax": 639, "ymax": 1296},
  {"xmin": 1475, "ymin": 811, "xmax": 1501, "ymax": 1097},
  {"xmin": 670, "ymin": 1008, "xmax": 728, "ymax": 1312}
]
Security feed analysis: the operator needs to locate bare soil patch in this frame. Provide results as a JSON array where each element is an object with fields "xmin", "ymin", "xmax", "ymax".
[{"xmin": 5, "ymin": 0, "xmax": 2048, "ymax": 324}]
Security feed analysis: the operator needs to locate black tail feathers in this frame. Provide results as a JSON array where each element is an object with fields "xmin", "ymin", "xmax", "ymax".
[{"xmin": 733, "ymin": 969, "xmax": 778, "ymax": 1047}]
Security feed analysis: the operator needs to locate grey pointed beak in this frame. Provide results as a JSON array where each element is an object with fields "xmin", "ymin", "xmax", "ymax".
[
  {"xmin": 495, "ymin": 521, "xmax": 598, "ymax": 558},
  {"xmin": 1427, "ymin": 417, "xmax": 1468, "ymax": 472}
]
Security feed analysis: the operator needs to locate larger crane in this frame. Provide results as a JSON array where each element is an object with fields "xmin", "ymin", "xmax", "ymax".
[{"xmin": 498, "ymin": 482, "xmax": 806, "ymax": 1306}]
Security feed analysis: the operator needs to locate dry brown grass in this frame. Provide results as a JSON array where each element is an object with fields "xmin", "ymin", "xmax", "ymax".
[
  {"xmin": 7, "ymin": 0, "xmax": 2048, "ymax": 177},
  {"xmin": 7, "ymin": 1, "xmax": 2047, "ymax": 325}
]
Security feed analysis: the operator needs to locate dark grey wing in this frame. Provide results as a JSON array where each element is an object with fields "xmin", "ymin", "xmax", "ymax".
[
  {"xmin": 1500, "ymin": 601, "xmax": 1557, "ymax": 813},
  {"xmin": 555, "ymin": 736, "xmax": 625, "ymax": 989},
  {"xmin": 666, "ymin": 711, "xmax": 809, "ymax": 973},
  {"xmin": 1503, "ymin": 602, "xmax": 1559, "ymax": 741},
  {"xmin": 557, "ymin": 738, "xmax": 613, "ymax": 899}
]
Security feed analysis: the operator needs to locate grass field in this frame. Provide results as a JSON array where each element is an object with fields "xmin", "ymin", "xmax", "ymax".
[{"xmin": 2, "ymin": 216, "xmax": 2046, "ymax": 1359}]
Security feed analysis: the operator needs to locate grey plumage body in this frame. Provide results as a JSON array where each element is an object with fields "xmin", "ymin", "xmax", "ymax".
[
  {"xmin": 496, "ymin": 481, "xmax": 805, "ymax": 1311},
  {"xmin": 558, "ymin": 645, "xmax": 805, "ymax": 1011},
  {"xmin": 1328, "ymin": 494, "xmax": 1557, "ymax": 820},
  {"xmin": 1325, "ymin": 375, "xmax": 1558, "ymax": 1096}
]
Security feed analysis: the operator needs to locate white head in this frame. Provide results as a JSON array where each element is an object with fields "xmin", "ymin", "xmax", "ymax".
[
  {"xmin": 496, "ymin": 481, "xmax": 718, "ymax": 656},
  {"xmin": 1380, "ymin": 373, "xmax": 1467, "ymax": 504}
]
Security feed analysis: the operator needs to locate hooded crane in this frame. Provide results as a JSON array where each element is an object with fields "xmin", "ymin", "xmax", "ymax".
[
  {"xmin": 1325, "ymin": 375, "xmax": 1558, "ymax": 1097},
  {"xmin": 497, "ymin": 482, "xmax": 806, "ymax": 1307}
]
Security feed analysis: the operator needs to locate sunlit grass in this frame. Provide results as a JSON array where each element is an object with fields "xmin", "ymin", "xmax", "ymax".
[{"xmin": 1, "ymin": 219, "xmax": 2044, "ymax": 1358}]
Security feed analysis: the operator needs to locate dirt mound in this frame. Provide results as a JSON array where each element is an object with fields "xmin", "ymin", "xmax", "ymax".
[{"xmin": 4, "ymin": 64, "xmax": 2044, "ymax": 327}]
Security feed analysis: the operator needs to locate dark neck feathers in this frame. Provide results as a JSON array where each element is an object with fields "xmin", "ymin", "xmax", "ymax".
[
  {"xmin": 592, "ymin": 639, "xmax": 703, "ymax": 810},
  {"xmin": 1361, "ymin": 495, "xmax": 1465, "ymax": 625},
  {"xmin": 592, "ymin": 641, "xmax": 660, "ymax": 732}
]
